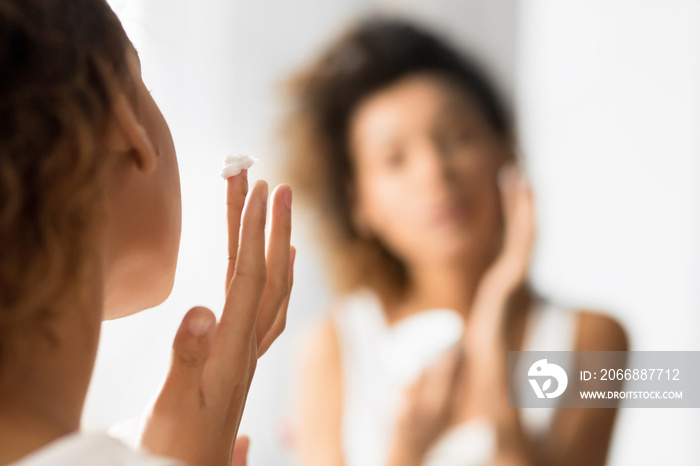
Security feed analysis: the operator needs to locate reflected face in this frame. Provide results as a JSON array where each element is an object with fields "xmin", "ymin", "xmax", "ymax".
[
  {"xmin": 102, "ymin": 49, "xmax": 182, "ymax": 319},
  {"xmin": 349, "ymin": 73, "xmax": 510, "ymax": 269}
]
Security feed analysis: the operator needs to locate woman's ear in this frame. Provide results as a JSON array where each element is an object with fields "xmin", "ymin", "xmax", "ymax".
[{"xmin": 104, "ymin": 92, "xmax": 157, "ymax": 173}]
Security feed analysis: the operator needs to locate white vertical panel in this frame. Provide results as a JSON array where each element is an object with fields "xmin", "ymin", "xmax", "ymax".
[{"xmin": 517, "ymin": 1, "xmax": 700, "ymax": 464}]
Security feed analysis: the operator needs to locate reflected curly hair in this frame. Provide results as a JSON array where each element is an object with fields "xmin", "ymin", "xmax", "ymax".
[
  {"xmin": 0, "ymin": 0, "xmax": 132, "ymax": 359},
  {"xmin": 283, "ymin": 18, "xmax": 513, "ymax": 304}
]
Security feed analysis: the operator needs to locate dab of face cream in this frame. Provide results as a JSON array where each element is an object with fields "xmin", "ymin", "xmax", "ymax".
[{"xmin": 220, "ymin": 154, "xmax": 258, "ymax": 179}]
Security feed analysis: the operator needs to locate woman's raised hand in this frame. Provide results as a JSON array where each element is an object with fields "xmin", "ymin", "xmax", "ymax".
[
  {"xmin": 140, "ymin": 169, "xmax": 295, "ymax": 466},
  {"xmin": 465, "ymin": 164, "xmax": 535, "ymax": 349},
  {"xmin": 387, "ymin": 348, "xmax": 463, "ymax": 466},
  {"xmin": 457, "ymin": 163, "xmax": 534, "ymax": 414}
]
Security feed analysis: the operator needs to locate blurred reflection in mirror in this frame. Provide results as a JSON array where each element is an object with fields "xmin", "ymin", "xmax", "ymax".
[{"xmin": 283, "ymin": 18, "xmax": 627, "ymax": 466}]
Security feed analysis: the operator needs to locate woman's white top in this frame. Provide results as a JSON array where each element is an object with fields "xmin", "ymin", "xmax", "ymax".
[
  {"xmin": 332, "ymin": 288, "xmax": 578, "ymax": 466},
  {"xmin": 10, "ymin": 431, "xmax": 183, "ymax": 466}
]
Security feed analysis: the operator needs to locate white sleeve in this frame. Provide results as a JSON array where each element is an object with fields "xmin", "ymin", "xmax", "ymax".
[{"xmin": 10, "ymin": 431, "xmax": 186, "ymax": 466}]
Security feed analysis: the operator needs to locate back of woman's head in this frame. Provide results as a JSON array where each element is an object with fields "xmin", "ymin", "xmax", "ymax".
[
  {"xmin": 284, "ymin": 18, "xmax": 513, "ymax": 302},
  {"xmin": 0, "ymin": 0, "xmax": 131, "ymax": 354}
]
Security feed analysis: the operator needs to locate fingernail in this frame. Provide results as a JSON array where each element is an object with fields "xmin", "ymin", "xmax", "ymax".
[
  {"xmin": 261, "ymin": 184, "xmax": 269, "ymax": 204},
  {"xmin": 498, "ymin": 164, "xmax": 517, "ymax": 192},
  {"xmin": 518, "ymin": 171, "xmax": 529, "ymax": 188},
  {"xmin": 188, "ymin": 315, "xmax": 212, "ymax": 336},
  {"xmin": 284, "ymin": 188, "xmax": 292, "ymax": 210}
]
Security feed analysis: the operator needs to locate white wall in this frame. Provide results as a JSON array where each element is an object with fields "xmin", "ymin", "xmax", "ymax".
[{"xmin": 517, "ymin": 1, "xmax": 700, "ymax": 464}]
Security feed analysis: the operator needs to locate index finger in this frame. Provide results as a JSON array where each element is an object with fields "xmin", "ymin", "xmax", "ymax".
[
  {"xmin": 207, "ymin": 181, "xmax": 269, "ymax": 396},
  {"xmin": 499, "ymin": 165, "xmax": 535, "ymax": 274},
  {"xmin": 226, "ymin": 169, "xmax": 249, "ymax": 294}
]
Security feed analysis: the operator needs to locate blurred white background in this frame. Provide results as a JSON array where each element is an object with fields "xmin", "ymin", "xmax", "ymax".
[{"xmin": 85, "ymin": 1, "xmax": 700, "ymax": 465}]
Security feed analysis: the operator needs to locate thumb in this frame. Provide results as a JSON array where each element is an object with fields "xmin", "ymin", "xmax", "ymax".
[
  {"xmin": 231, "ymin": 436, "xmax": 250, "ymax": 466},
  {"xmin": 161, "ymin": 306, "xmax": 216, "ymax": 399}
]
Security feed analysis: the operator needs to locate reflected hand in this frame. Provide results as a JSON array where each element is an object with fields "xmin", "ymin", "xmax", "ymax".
[
  {"xmin": 389, "ymin": 349, "xmax": 463, "ymax": 464},
  {"xmin": 465, "ymin": 163, "xmax": 535, "ymax": 350},
  {"xmin": 461, "ymin": 164, "xmax": 534, "ymax": 405},
  {"xmin": 140, "ymin": 170, "xmax": 295, "ymax": 466}
]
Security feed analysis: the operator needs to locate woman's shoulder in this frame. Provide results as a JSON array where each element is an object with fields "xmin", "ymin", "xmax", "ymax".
[
  {"xmin": 534, "ymin": 294, "xmax": 628, "ymax": 352},
  {"xmin": 573, "ymin": 308, "xmax": 629, "ymax": 352},
  {"xmin": 300, "ymin": 312, "xmax": 343, "ymax": 379},
  {"xmin": 300, "ymin": 288, "xmax": 382, "ymax": 376},
  {"xmin": 306, "ymin": 316, "xmax": 341, "ymax": 361}
]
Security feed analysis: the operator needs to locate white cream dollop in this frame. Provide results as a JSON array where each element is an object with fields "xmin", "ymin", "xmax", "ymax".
[{"xmin": 220, "ymin": 154, "xmax": 258, "ymax": 179}]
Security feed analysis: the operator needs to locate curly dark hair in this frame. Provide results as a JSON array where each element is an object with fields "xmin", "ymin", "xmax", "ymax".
[
  {"xmin": 0, "ymin": 0, "xmax": 133, "ymax": 360},
  {"xmin": 283, "ymin": 18, "xmax": 514, "ymax": 304}
]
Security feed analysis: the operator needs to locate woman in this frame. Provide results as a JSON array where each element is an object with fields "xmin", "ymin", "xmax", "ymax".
[
  {"xmin": 0, "ymin": 0, "xmax": 294, "ymax": 465},
  {"xmin": 285, "ymin": 19, "xmax": 627, "ymax": 466}
]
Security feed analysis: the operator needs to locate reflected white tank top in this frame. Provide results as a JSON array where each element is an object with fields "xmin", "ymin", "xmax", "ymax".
[{"xmin": 332, "ymin": 289, "xmax": 578, "ymax": 466}]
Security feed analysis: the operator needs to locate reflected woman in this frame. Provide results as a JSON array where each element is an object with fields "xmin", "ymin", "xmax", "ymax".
[{"xmin": 284, "ymin": 18, "xmax": 627, "ymax": 466}]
